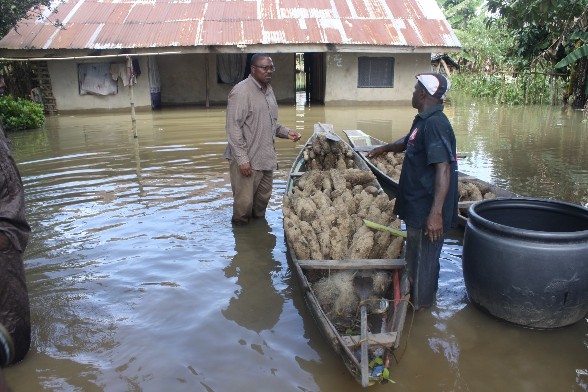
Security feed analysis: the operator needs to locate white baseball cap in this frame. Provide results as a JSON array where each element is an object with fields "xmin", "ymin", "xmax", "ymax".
[{"xmin": 416, "ymin": 73, "xmax": 450, "ymax": 100}]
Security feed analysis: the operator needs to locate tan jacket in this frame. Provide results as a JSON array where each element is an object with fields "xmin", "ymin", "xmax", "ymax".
[{"xmin": 223, "ymin": 75, "xmax": 290, "ymax": 170}]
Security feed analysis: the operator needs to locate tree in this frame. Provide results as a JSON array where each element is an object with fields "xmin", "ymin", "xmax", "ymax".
[
  {"xmin": 485, "ymin": 0, "xmax": 588, "ymax": 108},
  {"xmin": 437, "ymin": 0, "xmax": 482, "ymax": 30},
  {"xmin": 436, "ymin": 0, "xmax": 515, "ymax": 72},
  {"xmin": 454, "ymin": 11, "xmax": 515, "ymax": 73},
  {"xmin": 0, "ymin": 0, "xmax": 60, "ymax": 39}
]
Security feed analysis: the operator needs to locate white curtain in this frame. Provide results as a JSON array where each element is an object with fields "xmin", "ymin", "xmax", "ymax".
[{"xmin": 78, "ymin": 63, "xmax": 118, "ymax": 95}]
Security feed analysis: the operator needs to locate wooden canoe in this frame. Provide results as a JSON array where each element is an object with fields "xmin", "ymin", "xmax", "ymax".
[
  {"xmin": 283, "ymin": 124, "xmax": 410, "ymax": 387},
  {"xmin": 343, "ymin": 129, "xmax": 520, "ymax": 227}
]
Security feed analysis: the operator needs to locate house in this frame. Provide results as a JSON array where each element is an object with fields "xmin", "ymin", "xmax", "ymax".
[{"xmin": 0, "ymin": 0, "xmax": 460, "ymax": 113}]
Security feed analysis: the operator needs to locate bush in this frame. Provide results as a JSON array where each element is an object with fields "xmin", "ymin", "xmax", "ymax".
[
  {"xmin": 0, "ymin": 96, "xmax": 45, "ymax": 131},
  {"xmin": 450, "ymin": 72, "xmax": 562, "ymax": 105}
]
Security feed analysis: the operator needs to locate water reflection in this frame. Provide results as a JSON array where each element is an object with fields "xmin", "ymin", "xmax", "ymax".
[
  {"xmin": 223, "ymin": 220, "xmax": 284, "ymax": 333},
  {"xmin": 1, "ymin": 98, "xmax": 587, "ymax": 391}
]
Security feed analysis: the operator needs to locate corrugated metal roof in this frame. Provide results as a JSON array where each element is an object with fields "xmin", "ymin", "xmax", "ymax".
[{"xmin": 0, "ymin": 0, "xmax": 460, "ymax": 54}]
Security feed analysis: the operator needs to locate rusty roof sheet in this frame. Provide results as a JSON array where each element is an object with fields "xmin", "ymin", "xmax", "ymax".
[{"xmin": 0, "ymin": 0, "xmax": 460, "ymax": 53}]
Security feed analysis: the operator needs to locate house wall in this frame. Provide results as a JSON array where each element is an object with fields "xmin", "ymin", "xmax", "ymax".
[
  {"xmin": 47, "ymin": 52, "xmax": 432, "ymax": 112},
  {"xmin": 48, "ymin": 53, "xmax": 296, "ymax": 112},
  {"xmin": 48, "ymin": 57, "xmax": 152, "ymax": 112},
  {"xmin": 156, "ymin": 53, "xmax": 296, "ymax": 106},
  {"xmin": 323, "ymin": 52, "xmax": 433, "ymax": 105}
]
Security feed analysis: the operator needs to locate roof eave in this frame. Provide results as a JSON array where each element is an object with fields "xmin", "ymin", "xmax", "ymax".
[{"xmin": 0, "ymin": 44, "xmax": 462, "ymax": 61}]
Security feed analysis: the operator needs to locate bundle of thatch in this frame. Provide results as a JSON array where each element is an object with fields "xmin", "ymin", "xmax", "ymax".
[
  {"xmin": 370, "ymin": 152, "xmax": 404, "ymax": 181},
  {"xmin": 283, "ymin": 135, "xmax": 403, "ymax": 261}
]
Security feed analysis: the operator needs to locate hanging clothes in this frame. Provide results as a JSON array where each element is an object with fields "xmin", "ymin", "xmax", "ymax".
[
  {"xmin": 148, "ymin": 56, "xmax": 161, "ymax": 109},
  {"xmin": 110, "ymin": 63, "xmax": 131, "ymax": 86},
  {"xmin": 217, "ymin": 54, "xmax": 246, "ymax": 84}
]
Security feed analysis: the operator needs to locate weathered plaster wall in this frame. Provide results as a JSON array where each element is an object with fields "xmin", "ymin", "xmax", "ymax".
[
  {"xmin": 48, "ymin": 57, "xmax": 151, "ymax": 112},
  {"xmin": 157, "ymin": 53, "xmax": 207, "ymax": 105},
  {"xmin": 47, "ymin": 52, "xmax": 431, "ymax": 112},
  {"xmin": 156, "ymin": 53, "xmax": 296, "ymax": 106},
  {"xmin": 264, "ymin": 54, "xmax": 296, "ymax": 103},
  {"xmin": 323, "ymin": 52, "xmax": 433, "ymax": 105}
]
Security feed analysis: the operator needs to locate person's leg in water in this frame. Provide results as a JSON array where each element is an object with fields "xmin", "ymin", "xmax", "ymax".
[{"xmin": 405, "ymin": 226, "xmax": 444, "ymax": 310}]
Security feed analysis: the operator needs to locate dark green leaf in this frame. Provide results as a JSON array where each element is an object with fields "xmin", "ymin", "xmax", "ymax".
[
  {"xmin": 555, "ymin": 44, "xmax": 588, "ymax": 68},
  {"xmin": 570, "ymin": 31, "xmax": 588, "ymax": 41}
]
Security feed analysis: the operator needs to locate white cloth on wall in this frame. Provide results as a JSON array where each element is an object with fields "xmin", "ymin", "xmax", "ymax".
[{"xmin": 78, "ymin": 63, "xmax": 118, "ymax": 95}]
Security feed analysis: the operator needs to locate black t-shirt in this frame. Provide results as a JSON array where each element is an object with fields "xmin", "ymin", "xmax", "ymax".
[{"xmin": 393, "ymin": 104, "xmax": 458, "ymax": 231}]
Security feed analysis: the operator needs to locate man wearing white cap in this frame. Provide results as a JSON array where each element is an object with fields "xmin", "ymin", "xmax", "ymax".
[{"xmin": 368, "ymin": 73, "xmax": 458, "ymax": 310}]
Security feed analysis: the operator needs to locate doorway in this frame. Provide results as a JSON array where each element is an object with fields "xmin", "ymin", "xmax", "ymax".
[{"xmin": 295, "ymin": 53, "xmax": 326, "ymax": 104}]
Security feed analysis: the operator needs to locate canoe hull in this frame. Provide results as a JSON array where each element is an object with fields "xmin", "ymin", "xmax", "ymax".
[{"xmin": 283, "ymin": 127, "xmax": 410, "ymax": 387}]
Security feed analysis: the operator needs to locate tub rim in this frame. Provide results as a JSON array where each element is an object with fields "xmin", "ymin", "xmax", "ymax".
[{"xmin": 467, "ymin": 197, "xmax": 588, "ymax": 241}]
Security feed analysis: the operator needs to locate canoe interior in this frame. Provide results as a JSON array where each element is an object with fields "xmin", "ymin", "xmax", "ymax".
[
  {"xmin": 342, "ymin": 130, "xmax": 400, "ymax": 190},
  {"xmin": 343, "ymin": 129, "xmax": 521, "ymax": 228},
  {"xmin": 283, "ymin": 128, "xmax": 410, "ymax": 386}
]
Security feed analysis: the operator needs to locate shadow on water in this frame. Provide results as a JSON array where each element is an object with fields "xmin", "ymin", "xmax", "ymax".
[
  {"xmin": 222, "ymin": 219, "xmax": 283, "ymax": 333},
  {"xmin": 2, "ymin": 99, "xmax": 587, "ymax": 391}
]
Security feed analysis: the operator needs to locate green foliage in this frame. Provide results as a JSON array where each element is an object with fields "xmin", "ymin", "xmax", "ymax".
[
  {"xmin": 486, "ymin": 0, "xmax": 586, "ymax": 31},
  {"xmin": 556, "ymin": 45, "xmax": 588, "ymax": 68},
  {"xmin": 437, "ymin": 0, "xmax": 588, "ymax": 107},
  {"xmin": 0, "ymin": 96, "xmax": 45, "ymax": 131},
  {"xmin": 570, "ymin": 32, "xmax": 588, "ymax": 41},
  {"xmin": 436, "ymin": 0, "xmax": 481, "ymax": 30},
  {"xmin": 555, "ymin": 32, "xmax": 588, "ymax": 70},
  {"xmin": 510, "ymin": 26, "xmax": 551, "ymax": 66},
  {"xmin": 451, "ymin": 72, "xmax": 559, "ymax": 105},
  {"xmin": 368, "ymin": 356, "xmax": 396, "ymax": 384},
  {"xmin": 0, "ymin": 0, "xmax": 63, "ymax": 39},
  {"xmin": 452, "ymin": 11, "xmax": 515, "ymax": 72},
  {"xmin": 485, "ymin": 0, "xmax": 588, "ymax": 66}
]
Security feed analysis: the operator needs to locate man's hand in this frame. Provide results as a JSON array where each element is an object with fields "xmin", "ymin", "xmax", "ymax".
[
  {"xmin": 287, "ymin": 130, "xmax": 302, "ymax": 142},
  {"xmin": 239, "ymin": 162, "xmax": 252, "ymax": 177},
  {"xmin": 367, "ymin": 146, "xmax": 386, "ymax": 159},
  {"xmin": 424, "ymin": 212, "xmax": 443, "ymax": 242}
]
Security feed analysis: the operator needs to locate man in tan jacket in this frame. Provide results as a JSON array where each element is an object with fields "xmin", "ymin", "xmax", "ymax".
[{"xmin": 223, "ymin": 53, "xmax": 301, "ymax": 225}]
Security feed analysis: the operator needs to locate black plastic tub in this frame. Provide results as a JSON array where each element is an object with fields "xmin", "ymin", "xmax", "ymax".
[{"xmin": 462, "ymin": 197, "xmax": 588, "ymax": 328}]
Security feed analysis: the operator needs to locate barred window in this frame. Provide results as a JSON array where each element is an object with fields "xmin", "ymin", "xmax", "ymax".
[{"xmin": 357, "ymin": 57, "xmax": 394, "ymax": 88}]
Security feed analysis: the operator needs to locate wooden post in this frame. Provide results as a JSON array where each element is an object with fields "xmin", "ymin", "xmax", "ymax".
[
  {"xmin": 440, "ymin": 58, "xmax": 451, "ymax": 76},
  {"xmin": 130, "ymin": 84, "xmax": 137, "ymax": 138},
  {"xmin": 501, "ymin": 73, "xmax": 506, "ymax": 104},
  {"xmin": 541, "ymin": 74, "xmax": 546, "ymax": 105},
  {"xmin": 525, "ymin": 72, "xmax": 529, "ymax": 105},
  {"xmin": 128, "ymin": 56, "xmax": 138, "ymax": 138},
  {"xmin": 205, "ymin": 53, "xmax": 210, "ymax": 108},
  {"xmin": 550, "ymin": 73, "xmax": 558, "ymax": 106}
]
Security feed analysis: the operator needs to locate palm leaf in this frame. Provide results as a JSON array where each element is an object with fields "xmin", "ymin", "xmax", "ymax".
[
  {"xmin": 555, "ymin": 44, "xmax": 588, "ymax": 68},
  {"xmin": 570, "ymin": 31, "xmax": 588, "ymax": 41}
]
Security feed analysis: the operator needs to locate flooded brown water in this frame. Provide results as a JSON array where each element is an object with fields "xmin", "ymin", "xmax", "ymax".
[{"xmin": 3, "ymin": 94, "xmax": 588, "ymax": 391}]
